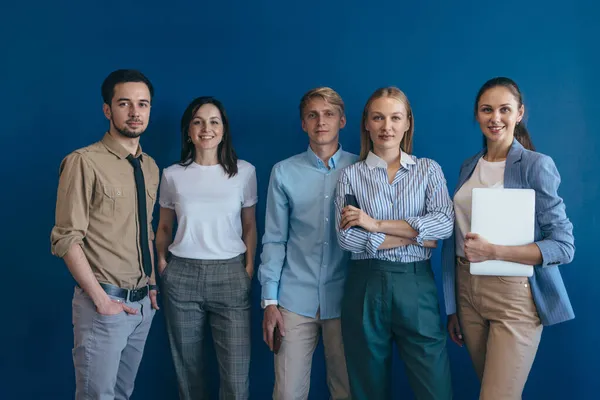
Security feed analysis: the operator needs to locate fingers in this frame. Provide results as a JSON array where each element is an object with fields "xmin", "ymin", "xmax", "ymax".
[
  {"xmin": 265, "ymin": 324, "xmax": 274, "ymax": 351},
  {"xmin": 340, "ymin": 213, "xmax": 360, "ymax": 230},
  {"xmin": 447, "ymin": 315, "xmax": 464, "ymax": 347},
  {"xmin": 276, "ymin": 314, "xmax": 286, "ymax": 336},
  {"xmin": 465, "ymin": 232, "xmax": 479, "ymax": 240},
  {"xmin": 450, "ymin": 324, "xmax": 464, "ymax": 347},
  {"xmin": 150, "ymin": 292, "xmax": 160, "ymax": 310},
  {"xmin": 121, "ymin": 303, "xmax": 138, "ymax": 315}
]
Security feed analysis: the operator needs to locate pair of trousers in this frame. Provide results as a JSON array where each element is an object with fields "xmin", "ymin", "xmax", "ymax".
[
  {"xmin": 456, "ymin": 257, "xmax": 543, "ymax": 399},
  {"xmin": 273, "ymin": 308, "xmax": 351, "ymax": 400},
  {"xmin": 342, "ymin": 258, "xmax": 452, "ymax": 400},
  {"xmin": 72, "ymin": 285, "xmax": 155, "ymax": 400},
  {"xmin": 162, "ymin": 254, "xmax": 251, "ymax": 400}
]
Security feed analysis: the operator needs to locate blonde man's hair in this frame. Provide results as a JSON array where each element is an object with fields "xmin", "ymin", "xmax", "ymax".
[
  {"xmin": 299, "ymin": 87, "xmax": 345, "ymax": 119},
  {"xmin": 360, "ymin": 87, "xmax": 414, "ymax": 160}
]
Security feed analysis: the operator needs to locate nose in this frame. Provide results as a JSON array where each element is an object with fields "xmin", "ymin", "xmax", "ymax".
[
  {"xmin": 316, "ymin": 114, "xmax": 324, "ymax": 126},
  {"xmin": 382, "ymin": 117, "xmax": 392, "ymax": 131},
  {"xmin": 490, "ymin": 110, "xmax": 501, "ymax": 122},
  {"xmin": 129, "ymin": 104, "xmax": 140, "ymax": 117}
]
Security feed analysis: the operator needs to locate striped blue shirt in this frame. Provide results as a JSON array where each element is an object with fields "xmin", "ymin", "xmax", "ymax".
[{"xmin": 335, "ymin": 151, "xmax": 454, "ymax": 262}]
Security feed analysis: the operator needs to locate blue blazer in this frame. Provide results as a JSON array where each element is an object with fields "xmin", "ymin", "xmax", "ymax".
[{"xmin": 441, "ymin": 139, "xmax": 575, "ymax": 326}]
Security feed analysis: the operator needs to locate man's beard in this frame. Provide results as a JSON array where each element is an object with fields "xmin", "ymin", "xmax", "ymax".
[{"xmin": 112, "ymin": 116, "xmax": 145, "ymax": 139}]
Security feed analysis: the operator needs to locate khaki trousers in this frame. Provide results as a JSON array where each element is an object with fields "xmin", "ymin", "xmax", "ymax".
[
  {"xmin": 273, "ymin": 308, "xmax": 351, "ymax": 400},
  {"xmin": 456, "ymin": 257, "xmax": 543, "ymax": 400}
]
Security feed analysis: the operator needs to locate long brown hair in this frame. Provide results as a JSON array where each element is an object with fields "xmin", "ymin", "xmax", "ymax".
[
  {"xmin": 474, "ymin": 77, "xmax": 535, "ymax": 151},
  {"xmin": 359, "ymin": 87, "xmax": 414, "ymax": 160},
  {"xmin": 178, "ymin": 96, "xmax": 238, "ymax": 177}
]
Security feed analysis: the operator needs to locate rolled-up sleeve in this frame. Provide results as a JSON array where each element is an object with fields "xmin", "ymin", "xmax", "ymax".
[
  {"xmin": 405, "ymin": 160, "xmax": 454, "ymax": 244},
  {"xmin": 530, "ymin": 156, "xmax": 575, "ymax": 266},
  {"xmin": 335, "ymin": 168, "xmax": 385, "ymax": 255},
  {"xmin": 50, "ymin": 152, "xmax": 94, "ymax": 257}
]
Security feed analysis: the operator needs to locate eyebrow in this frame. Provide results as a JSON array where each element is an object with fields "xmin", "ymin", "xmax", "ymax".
[
  {"xmin": 480, "ymin": 103, "xmax": 512, "ymax": 107},
  {"xmin": 306, "ymin": 108, "xmax": 336, "ymax": 114},
  {"xmin": 370, "ymin": 110, "xmax": 405, "ymax": 116},
  {"xmin": 115, "ymin": 98, "xmax": 150, "ymax": 104},
  {"xmin": 193, "ymin": 116, "xmax": 222, "ymax": 120}
]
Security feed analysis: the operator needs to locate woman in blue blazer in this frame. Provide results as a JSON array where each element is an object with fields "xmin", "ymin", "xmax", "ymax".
[{"xmin": 442, "ymin": 77, "xmax": 575, "ymax": 399}]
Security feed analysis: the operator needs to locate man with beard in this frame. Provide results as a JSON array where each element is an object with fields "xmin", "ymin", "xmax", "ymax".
[{"xmin": 51, "ymin": 69, "xmax": 160, "ymax": 399}]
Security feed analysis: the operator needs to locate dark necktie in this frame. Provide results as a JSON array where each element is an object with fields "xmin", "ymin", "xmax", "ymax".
[{"xmin": 126, "ymin": 154, "xmax": 152, "ymax": 278}]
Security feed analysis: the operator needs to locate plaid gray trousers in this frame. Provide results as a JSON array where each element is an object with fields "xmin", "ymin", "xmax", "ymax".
[{"xmin": 162, "ymin": 254, "xmax": 251, "ymax": 400}]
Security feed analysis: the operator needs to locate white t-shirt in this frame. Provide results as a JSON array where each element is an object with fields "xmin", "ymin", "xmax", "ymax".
[
  {"xmin": 159, "ymin": 160, "xmax": 258, "ymax": 260},
  {"xmin": 454, "ymin": 157, "xmax": 505, "ymax": 257}
]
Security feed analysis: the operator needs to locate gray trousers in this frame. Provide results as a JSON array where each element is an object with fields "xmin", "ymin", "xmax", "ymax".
[
  {"xmin": 162, "ymin": 254, "xmax": 251, "ymax": 400},
  {"xmin": 72, "ymin": 285, "xmax": 155, "ymax": 400}
]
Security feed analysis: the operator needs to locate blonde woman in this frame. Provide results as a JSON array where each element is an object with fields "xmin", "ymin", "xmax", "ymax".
[{"xmin": 335, "ymin": 87, "xmax": 453, "ymax": 400}]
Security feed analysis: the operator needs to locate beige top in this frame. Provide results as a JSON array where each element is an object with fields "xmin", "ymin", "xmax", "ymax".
[{"xmin": 51, "ymin": 133, "xmax": 159, "ymax": 289}]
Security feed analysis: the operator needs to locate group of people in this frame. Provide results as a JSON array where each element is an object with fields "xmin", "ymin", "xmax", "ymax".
[{"xmin": 51, "ymin": 69, "xmax": 575, "ymax": 400}]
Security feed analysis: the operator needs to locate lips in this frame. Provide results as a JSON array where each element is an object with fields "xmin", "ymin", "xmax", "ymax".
[{"xmin": 488, "ymin": 126, "xmax": 504, "ymax": 133}]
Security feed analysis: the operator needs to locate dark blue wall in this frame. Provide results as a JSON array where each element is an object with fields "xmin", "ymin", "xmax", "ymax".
[{"xmin": 1, "ymin": 1, "xmax": 598, "ymax": 398}]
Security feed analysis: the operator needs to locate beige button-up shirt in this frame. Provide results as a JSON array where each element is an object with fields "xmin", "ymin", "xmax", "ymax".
[{"xmin": 51, "ymin": 133, "xmax": 159, "ymax": 289}]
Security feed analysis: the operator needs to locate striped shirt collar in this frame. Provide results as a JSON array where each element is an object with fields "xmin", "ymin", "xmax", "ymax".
[
  {"xmin": 306, "ymin": 144, "xmax": 343, "ymax": 169},
  {"xmin": 365, "ymin": 151, "xmax": 416, "ymax": 170}
]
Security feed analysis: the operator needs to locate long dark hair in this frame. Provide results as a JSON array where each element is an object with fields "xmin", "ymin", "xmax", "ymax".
[
  {"xmin": 179, "ymin": 96, "xmax": 238, "ymax": 177},
  {"xmin": 474, "ymin": 77, "xmax": 535, "ymax": 151}
]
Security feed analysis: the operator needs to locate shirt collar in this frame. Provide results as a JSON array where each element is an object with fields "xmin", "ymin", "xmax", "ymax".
[
  {"xmin": 365, "ymin": 151, "xmax": 416, "ymax": 170},
  {"xmin": 101, "ymin": 132, "xmax": 143, "ymax": 160},
  {"xmin": 306, "ymin": 144, "xmax": 343, "ymax": 170}
]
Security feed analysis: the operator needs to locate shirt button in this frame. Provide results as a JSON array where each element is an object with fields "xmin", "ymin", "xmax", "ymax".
[
  {"xmin": 325, "ymin": 195, "xmax": 329, "ymax": 199},
  {"xmin": 524, "ymin": 284, "xmax": 528, "ymax": 288},
  {"xmin": 325, "ymin": 218, "xmax": 329, "ymax": 222},
  {"xmin": 324, "ymin": 242, "xmax": 328, "ymax": 246},
  {"xmin": 117, "ymin": 191, "xmax": 122, "ymax": 196}
]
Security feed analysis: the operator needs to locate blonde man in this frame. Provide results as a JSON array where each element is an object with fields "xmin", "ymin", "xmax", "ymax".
[{"xmin": 258, "ymin": 87, "xmax": 357, "ymax": 399}]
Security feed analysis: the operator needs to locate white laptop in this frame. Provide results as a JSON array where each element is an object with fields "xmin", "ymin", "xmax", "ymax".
[{"xmin": 470, "ymin": 188, "xmax": 535, "ymax": 277}]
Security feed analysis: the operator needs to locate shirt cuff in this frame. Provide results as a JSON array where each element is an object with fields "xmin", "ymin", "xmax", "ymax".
[
  {"xmin": 534, "ymin": 240, "xmax": 558, "ymax": 267},
  {"xmin": 261, "ymin": 299, "xmax": 278, "ymax": 309},
  {"xmin": 404, "ymin": 217, "xmax": 424, "ymax": 246},
  {"xmin": 51, "ymin": 236, "xmax": 83, "ymax": 258},
  {"xmin": 262, "ymin": 281, "xmax": 279, "ymax": 301},
  {"xmin": 366, "ymin": 232, "xmax": 386, "ymax": 256}
]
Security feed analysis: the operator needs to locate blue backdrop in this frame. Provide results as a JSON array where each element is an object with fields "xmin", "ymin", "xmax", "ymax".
[{"xmin": 1, "ymin": 1, "xmax": 598, "ymax": 398}]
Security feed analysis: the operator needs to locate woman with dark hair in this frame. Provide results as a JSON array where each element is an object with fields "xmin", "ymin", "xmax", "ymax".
[
  {"xmin": 156, "ymin": 97, "xmax": 257, "ymax": 399},
  {"xmin": 442, "ymin": 77, "xmax": 575, "ymax": 399}
]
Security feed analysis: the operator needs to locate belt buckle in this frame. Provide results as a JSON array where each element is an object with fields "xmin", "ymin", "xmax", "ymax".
[{"xmin": 125, "ymin": 288, "xmax": 132, "ymax": 303}]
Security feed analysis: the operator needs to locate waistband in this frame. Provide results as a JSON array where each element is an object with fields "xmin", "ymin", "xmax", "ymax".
[
  {"xmin": 350, "ymin": 258, "xmax": 431, "ymax": 273},
  {"xmin": 170, "ymin": 253, "xmax": 245, "ymax": 266}
]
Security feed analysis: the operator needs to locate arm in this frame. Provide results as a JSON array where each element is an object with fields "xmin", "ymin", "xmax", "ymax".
[
  {"xmin": 336, "ymin": 168, "xmax": 438, "ymax": 250},
  {"xmin": 155, "ymin": 207, "xmax": 175, "ymax": 275},
  {"xmin": 242, "ymin": 206, "xmax": 257, "ymax": 278},
  {"xmin": 464, "ymin": 156, "xmax": 574, "ymax": 266},
  {"xmin": 257, "ymin": 165, "xmax": 289, "ymax": 303},
  {"xmin": 464, "ymin": 232, "xmax": 542, "ymax": 265},
  {"xmin": 241, "ymin": 166, "xmax": 258, "ymax": 278},
  {"xmin": 51, "ymin": 153, "xmax": 135, "ymax": 315},
  {"xmin": 155, "ymin": 170, "xmax": 176, "ymax": 275},
  {"xmin": 334, "ymin": 169, "xmax": 385, "ymax": 255},
  {"xmin": 404, "ymin": 160, "xmax": 454, "ymax": 244},
  {"xmin": 530, "ymin": 156, "xmax": 575, "ymax": 266},
  {"xmin": 258, "ymin": 165, "xmax": 288, "ymax": 348}
]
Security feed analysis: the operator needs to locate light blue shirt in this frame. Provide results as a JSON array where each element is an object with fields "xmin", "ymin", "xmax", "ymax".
[
  {"xmin": 335, "ymin": 151, "xmax": 454, "ymax": 261},
  {"xmin": 258, "ymin": 146, "xmax": 358, "ymax": 319}
]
